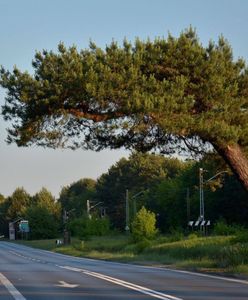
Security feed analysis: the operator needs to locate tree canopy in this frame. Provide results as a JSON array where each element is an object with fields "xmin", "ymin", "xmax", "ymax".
[
  {"xmin": 58, "ymin": 178, "xmax": 96, "ymax": 216},
  {"xmin": 95, "ymin": 152, "xmax": 185, "ymax": 228},
  {"xmin": 6, "ymin": 187, "xmax": 31, "ymax": 220},
  {"xmin": 1, "ymin": 28, "xmax": 248, "ymax": 189},
  {"xmin": 33, "ymin": 187, "xmax": 61, "ymax": 218}
]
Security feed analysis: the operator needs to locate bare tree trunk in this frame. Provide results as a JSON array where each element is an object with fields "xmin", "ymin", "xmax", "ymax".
[{"xmin": 213, "ymin": 143, "xmax": 248, "ymax": 192}]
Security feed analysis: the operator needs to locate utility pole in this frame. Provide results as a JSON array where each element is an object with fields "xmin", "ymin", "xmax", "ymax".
[
  {"xmin": 199, "ymin": 168, "xmax": 204, "ymax": 221},
  {"xmin": 186, "ymin": 187, "xmax": 190, "ymax": 222},
  {"xmin": 125, "ymin": 189, "xmax": 130, "ymax": 232},
  {"xmin": 86, "ymin": 199, "xmax": 91, "ymax": 219},
  {"xmin": 63, "ymin": 209, "xmax": 70, "ymax": 245},
  {"xmin": 131, "ymin": 189, "xmax": 148, "ymax": 217},
  {"xmin": 199, "ymin": 168, "xmax": 228, "ymax": 222},
  {"xmin": 86, "ymin": 200, "xmax": 103, "ymax": 219}
]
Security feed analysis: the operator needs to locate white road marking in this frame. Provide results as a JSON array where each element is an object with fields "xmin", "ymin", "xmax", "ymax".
[
  {"xmin": 30, "ymin": 247, "xmax": 248, "ymax": 286},
  {"xmin": 146, "ymin": 266, "xmax": 248, "ymax": 286},
  {"xmin": 0, "ymin": 273, "xmax": 26, "ymax": 300},
  {"xmin": 56, "ymin": 280, "xmax": 79, "ymax": 288},
  {"xmin": 59, "ymin": 266, "xmax": 82, "ymax": 272},
  {"xmin": 7, "ymin": 244, "xmax": 248, "ymax": 286},
  {"xmin": 60, "ymin": 265, "xmax": 182, "ymax": 300}
]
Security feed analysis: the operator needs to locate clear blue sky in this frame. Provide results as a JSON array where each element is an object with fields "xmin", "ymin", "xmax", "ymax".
[{"xmin": 0, "ymin": 0, "xmax": 248, "ymax": 197}]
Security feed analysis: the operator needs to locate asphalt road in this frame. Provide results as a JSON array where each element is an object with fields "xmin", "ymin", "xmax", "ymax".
[{"xmin": 0, "ymin": 241, "xmax": 248, "ymax": 300}]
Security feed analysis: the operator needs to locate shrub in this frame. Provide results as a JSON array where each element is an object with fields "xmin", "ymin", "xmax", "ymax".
[
  {"xmin": 218, "ymin": 244, "xmax": 248, "ymax": 267},
  {"xmin": 26, "ymin": 206, "xmax": 59, "ymax": 239},
  {"xmin": 135, "ymin": 239, "xmax": 152, "ymax": 253},
  {"xmin": 231, "ymin": 230, "xmax": 248, "ymax": 244},
  {"xmin": 84, "ymin": 217, "xmax": 110, "ymax": 237},
  {"xmin": 168, "ymin": 228, "xmax": 184, "ymax": 242},
  {"xmin": 131, "ymin": 206, "xmax": 158, "ymax": 242},
  {"xmin": 68, "ymin": 216, "xmax": 110, "ymax": 238},
  {"xmin": 188, "ymin": 233, "xmax": 199, "ymax": 240},
  {"xmin": 73, "ymin": 241, "xmax": 85, "ymax": 251},
  {"xmin": 213, "ymin": 219, "xmax": 242, "ymax": 236}
]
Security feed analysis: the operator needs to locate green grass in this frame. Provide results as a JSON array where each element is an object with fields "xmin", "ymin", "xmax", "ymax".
[
  {"xmin": 13, "ymin": 234, "xmax": 248, "ymax": 277},
  {"xmin": 14, "ymin": 238, "xmax": 58, "ymax": 251}
]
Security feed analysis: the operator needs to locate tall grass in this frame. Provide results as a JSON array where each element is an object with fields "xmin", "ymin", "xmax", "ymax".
[{"xmin": 14, "ymin": 231, "xmax": 248, "ymax": 276}]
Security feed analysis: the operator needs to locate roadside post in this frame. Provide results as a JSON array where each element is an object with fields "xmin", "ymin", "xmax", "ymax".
[
  {"xmin": 9, "ymin": 222, "xmax": 15, "ymax": 240},
  {"xmin": 125, "ymin": 189, "xmax": 130, "ymax": 233},
  {"xmin": 63, "ymin": 209, "xmax": 71, "ymax": 245}
]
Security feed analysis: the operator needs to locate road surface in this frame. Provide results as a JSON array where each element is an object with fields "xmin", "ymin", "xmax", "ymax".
[{"xmin": 0, "ymin": 241, "xmax": 247, "ymax": 299}]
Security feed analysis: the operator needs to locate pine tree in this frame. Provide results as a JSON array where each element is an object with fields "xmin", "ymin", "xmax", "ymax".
[{"xmin": 1, "ymin": 28, "xmax": 248, "ymax": 190}]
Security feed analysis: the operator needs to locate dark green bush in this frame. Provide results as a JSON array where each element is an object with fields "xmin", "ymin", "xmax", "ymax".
[
  {"xmin": 213, "ymin": 219, "xmax": 243, "ymax": 236},
  {"xmin": 167, "ymin": 228, "xmax": 184, "ymax": 242},
  {"xmin": 187, "ymin": 233, "xmax": 199, "ymax": 240},
  {"xmin": 218, "ymin": 244, "xmax": 248, "ymax": 267},
  {"xmin": 134, "ymin": 239, "xmax": 152, "ymax": 253},
  {"xmin": 231, "ymin": 230, "xmax": 248, "ymax": 244},
  {"xmin": 68, "ymin": 216, "xmax": 110, "ymax": 238},
  {"xmin": 26, "ymin": 206, "xmax": 59, "ymax": 239}
]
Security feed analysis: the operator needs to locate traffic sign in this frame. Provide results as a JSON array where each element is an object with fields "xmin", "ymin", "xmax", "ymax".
[{"xmin": 19, "ymin": 220, "xmax": 30, "ymax": 233}]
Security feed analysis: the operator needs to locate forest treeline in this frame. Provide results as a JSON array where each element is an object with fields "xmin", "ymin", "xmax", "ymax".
[{"xmin": 0, "ymin": 152, "xmax": 247, "ymax": 239}]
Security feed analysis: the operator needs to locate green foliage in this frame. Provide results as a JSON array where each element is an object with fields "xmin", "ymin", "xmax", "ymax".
[
  {"xmin": 213, "ymin": 219, "xmax": 243, "ymax": 236},
  {"xmin": 0, "ymin": 194, "xmax": 8, "ymax": 236},
  {"xmin": 148, "ymin": 236, "xmax": 232, "ymax": 263},
  {"xmin": 131, "ymin": 206, "xmax": 158, "ymax": 241},
  {"xmin": 1, "ymin": 28, "xmax": 247, "ymax": 152},
  {"xmin": 134, "ymin": 239, "xmax": 152, "ymax": 254},
  {"xmin": 26, "ymin": 206, "xmax": 59, "ymax": 239},
  {"xmin": 96, "ymin": 152, "xmax": 185, "ymax": 229},
  {"xmin": 0, "ymin": 193, "xmax": 5, "ymax": 203},
  {"xmin": 231, "ymin": 230, "xmax": 248, "ymax": 244},
  {"xmin": 68, "ymin": 216, "xmax": 110, "ymax": 238},
  {"xmin": 1, "ymin": 28, "xmax": 248, "ymax": 193},
  {"xmin": 33, "ymin": 187, "xmax": 61, "ymax": 218},
  {"xmin": 146, "ymin": 160, "xmax": 198, "ymax": 232},
  {"xmin": 207, "ymin": 173, "xmax": 248, "ymax": 224},
  {"xmin": 187, "ymin": 233, "xmax": 199, "ymax": 240},
  {"xmin": 6, "ymin": 187, "xmax": 31, "ymax": 220},
  {"xmin": 168, "ymin": 228, "xmax": 185, "ymax": 242},
  {"xmin": 219, "ymin": 244, "xmax": 248, "ymax": 267},
  {"xmin": 1, "ymin": 153, "xmax": 247, "ymax": 238},
  {"xmin": 80, "ymin": 235, "xmax": 128, "ymax": 252},
  {"xmin": 16, "ymin": 233, "xmax": 248, "ymax": 275},
  {"xmin": 146, "ymin": 155, "xmax": 248, "ymax": 232},
  {"xmin": 58, "ymin": 178, "xmax": 96, "ymax": 217}
]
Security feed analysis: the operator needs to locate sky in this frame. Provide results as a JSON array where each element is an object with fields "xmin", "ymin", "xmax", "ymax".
[{"xmin": 0, "ymin": 0, "xmax": 248, "ymax": 198}]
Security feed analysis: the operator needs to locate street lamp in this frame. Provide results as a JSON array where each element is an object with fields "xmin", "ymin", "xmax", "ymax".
[
  {"xmin": 125, "ymin": 190, "xmax": 130, "ymax": 232},
  {"xmin": 132, "ymin": 190, "xmax": 148, "ymax": 216},
  {"xmin": 63, "ymin": 208, "xmax": 75, "ymax": 245},
  {"xmin": 125, "ymin": 189, "xmax": 148, "ymax": 232},
  {"xmin": 86, "ymin": 200, "xmax": 103, "ymax": 219},
  {"xmin": 199, "ymin": 168, "xmax": 228, "ymax": 221}
]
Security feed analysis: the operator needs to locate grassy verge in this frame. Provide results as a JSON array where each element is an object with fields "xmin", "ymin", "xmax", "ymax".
[{"xmin": 14, "ymin": 234, "xmax": 248, "ymax": 277}]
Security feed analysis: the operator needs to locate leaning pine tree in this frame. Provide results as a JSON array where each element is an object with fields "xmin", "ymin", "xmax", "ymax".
[{"xmin": 1, "ymin": 28, "xmax": 248, "ymax": 190}]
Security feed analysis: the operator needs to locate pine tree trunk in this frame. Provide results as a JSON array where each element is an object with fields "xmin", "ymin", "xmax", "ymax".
[{"xmin": 213, "ymin": 143, "xmax": 248, "ymax": 192}]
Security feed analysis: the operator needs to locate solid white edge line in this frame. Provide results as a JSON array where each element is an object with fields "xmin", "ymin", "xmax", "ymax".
[
  {"xmin": 6, "ymin": 242, "xmax": 248, "ymax": 285},
  {"xmin": 41, "ymin": 248, "xmax": 248, "ymax": 285},
  {"xmin": 0, "ymin": 273, "xmax": 26, "ymax": 300},
  {"xmin": 147, "ymin": 267, "xmax": 248, "ymax": 285}
]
